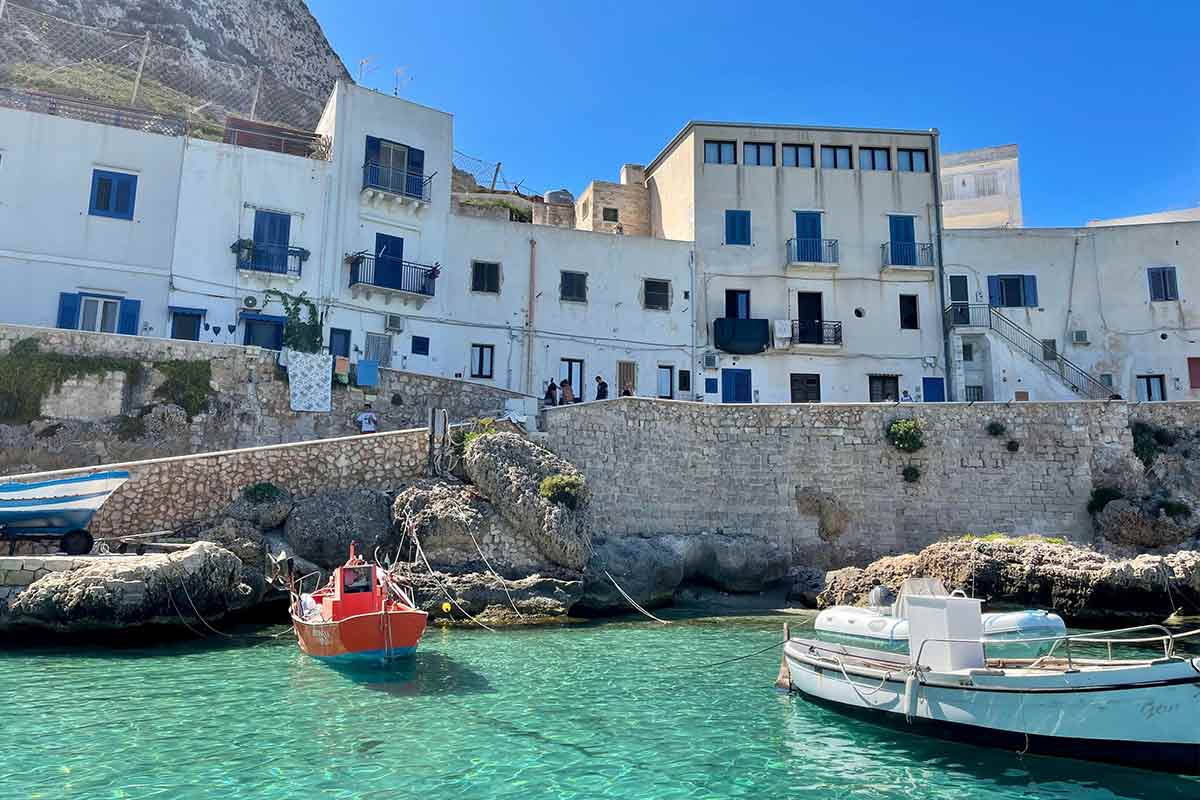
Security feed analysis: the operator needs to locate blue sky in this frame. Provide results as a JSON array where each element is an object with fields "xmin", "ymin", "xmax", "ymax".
[{"xmin": 308, "ymin": 1, "xmax": 1199, "ymax": 227}]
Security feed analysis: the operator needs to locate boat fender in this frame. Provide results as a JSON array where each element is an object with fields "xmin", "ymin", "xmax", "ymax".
[{"xmin": 902, "ymin": 671, "xmax": 919, "ymax": 723}]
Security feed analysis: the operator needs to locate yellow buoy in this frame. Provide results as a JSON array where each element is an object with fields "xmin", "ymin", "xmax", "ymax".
[{"xmin": 441, "ymin": 601, "xmax": 452, "ymax": 614}]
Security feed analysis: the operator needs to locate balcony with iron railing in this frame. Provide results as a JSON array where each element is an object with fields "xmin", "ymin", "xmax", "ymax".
[
  {"xmin": 881, "ymin": 241, "xmax": 935, "ymax": 269},
  {"xmin": 786, "ymin": 238, "xmax": 839, "ymax": 268},
  {"xmin": 347, "ymin": 253, "xmax": 439, "ymax": 299},
  {"xmin": 362, "ymin": 162, "xmax": 434, "ymax": 203},
  {"xmin": 791, "ymin": 319, "xmax": 843, "ymax": 346},
  {"xmin": 233, "ymin": 240, "xmax": 306, "ymax": 279}
]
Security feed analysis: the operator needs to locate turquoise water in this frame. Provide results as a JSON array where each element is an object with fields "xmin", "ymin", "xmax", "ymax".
[{"xmin": 2, "ymin": 613, "xmax": 1199, "ymax": 799}]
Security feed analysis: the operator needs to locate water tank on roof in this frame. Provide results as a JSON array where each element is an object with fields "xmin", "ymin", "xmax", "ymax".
[{"xmin": 544, "ymin": 189, "xmax": 574, "ymax": 205}]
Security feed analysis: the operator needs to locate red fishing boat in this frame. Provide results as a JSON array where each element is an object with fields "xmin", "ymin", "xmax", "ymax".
[{"xmin": 286, "ymin": 544, "xmax": 427, "ymax": 665}]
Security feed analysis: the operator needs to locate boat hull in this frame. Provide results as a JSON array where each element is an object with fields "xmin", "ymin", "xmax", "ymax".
[
  {"xmin": 293, "ymin": 608, "xmax": 427, "ymax": 664},
  {"xmin": 0, "ymin": 471, "xmax": 129, "ymax": 535},
  {"xmin": 785, "ymin": 640, "xmax": 1200, "ymax": 774}
]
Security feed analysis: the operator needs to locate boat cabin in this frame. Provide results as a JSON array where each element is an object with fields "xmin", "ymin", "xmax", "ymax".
[{"xmin": 320, "ymin": 556, "xmax": 385, "ymax": 621}]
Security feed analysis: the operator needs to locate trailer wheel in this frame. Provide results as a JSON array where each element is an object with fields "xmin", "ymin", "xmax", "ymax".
[{"xmin": 61, "ymin": 530, "xmax": 94, "ymax": 556}]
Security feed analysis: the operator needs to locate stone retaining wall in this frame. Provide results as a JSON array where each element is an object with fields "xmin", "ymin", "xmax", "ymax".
[
  {"xmin": 0, "ymin": 323, "xmax": 529, "ymax": 475},
  {"xmin": 0, "ymin": 555, "xmax": 99, "ymax": 607},
  {"xmin": 537, "ymin": 398, "xmax": 1188, "ymax": 569},
  {"xmin": 6, "ymin": 427, "xmax": 431, "ymax": 538}
]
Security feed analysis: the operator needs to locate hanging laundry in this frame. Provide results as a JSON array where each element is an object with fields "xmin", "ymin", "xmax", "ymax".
[{"xmin": 286, "ymin": 349, "xmax": 333, "ymax": 412}]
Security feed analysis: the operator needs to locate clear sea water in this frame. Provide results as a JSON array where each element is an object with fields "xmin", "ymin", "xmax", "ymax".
[{"xmin": 2, "ymin": 612, "xmax": 1198, "ymax": 799}]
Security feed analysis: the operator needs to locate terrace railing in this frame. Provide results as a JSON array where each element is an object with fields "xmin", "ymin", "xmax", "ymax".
[
  {"xmin": 362, "ymin": 162, "xmax": 433, "ymax": 203},
  {"xmin": 881, "ymin": 241, "xmax": 935, "ymax": 268},
  {"xmin": 349, "ymin": 254, "xmax": 438, "ymax": 297},
  {"xmin": 791, "ymin": 319, "xmax": 843, "ymax": 345},
  {"xmin": 786, "ymin": 238, "xmax": 839, "ymax": 265}
]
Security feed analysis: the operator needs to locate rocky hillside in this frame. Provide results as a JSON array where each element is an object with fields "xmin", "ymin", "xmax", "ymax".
[{"xmin": 3, "ymin": 0, "xmax": 349, "ymax": 128}]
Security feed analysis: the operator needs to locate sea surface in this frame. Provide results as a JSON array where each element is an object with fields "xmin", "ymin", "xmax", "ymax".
[{"xmin": 2, "ymin": 612, "xmax": 1198, "ymax": 799}]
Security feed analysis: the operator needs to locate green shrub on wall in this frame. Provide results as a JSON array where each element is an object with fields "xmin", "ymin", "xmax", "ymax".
[
  {"xmin": 153, "ymin": 360, "xmax": 213, "ymax": 419},
  {"xmin": 539, "ymin": 474, "xmax": 585, "ymax": 510},
  {"xmin": 902, "ymin": 465, "xmax": 921, "ymax": 483},
  {"xmin": 0, "ymin": 337, "xmax": 145, "ymax": 424},
  {"xmin": 885, "ymin": 417, "xmax": 926, "ymax": 452}
]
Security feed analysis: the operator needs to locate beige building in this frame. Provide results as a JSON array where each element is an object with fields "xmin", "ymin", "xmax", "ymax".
[{"xmin": 942, "ymin": 144, "xmax": 1022, "ymax": 229}]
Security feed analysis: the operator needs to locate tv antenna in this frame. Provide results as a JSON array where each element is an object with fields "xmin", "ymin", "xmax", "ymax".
[
  {"xmin": 393, "ymin": 67, "xmax": 412, "ymax": 96},
  {"xmin": 357, "ymin": 56, "xmax": 380, "ymax": 83}
]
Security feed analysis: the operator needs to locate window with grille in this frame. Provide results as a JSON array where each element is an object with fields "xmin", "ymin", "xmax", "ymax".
[
  {"xmin": 643, "ymin": 279, "xmax": 670, "ymax": 310},
  {"xmin": 560, "ymin": 271, "xmax": 587, "ymax": 302},
  {"xmin": 365, "ymin": 332, "xmax": 393, "ymax": 365},
  {"xmin": 868, "ymin": 375, "xmax": 899, "ymax": 402},
  {"xmin": 964, "ymin": 385, "xmax": 985, "ymax": 401},
  {"xmin": 974, "ymin": 173, "xmax": 1000, "ymax": 197},
  {"xmin": 1148, "ymin": 266, "xmax": 1178, "ymax": 301},
  {"xmin": 471, "ymin": 261, "xmax": 500, "ymax": 293},
  {"xmin": 782, "ymin": 144, "xmax": 814, "ymax": 167}
]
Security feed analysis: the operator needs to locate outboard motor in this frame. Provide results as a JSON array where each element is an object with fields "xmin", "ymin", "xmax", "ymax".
[{"xmin": 867, "ymin": 585, "xmax": 896, "ymax": 610}]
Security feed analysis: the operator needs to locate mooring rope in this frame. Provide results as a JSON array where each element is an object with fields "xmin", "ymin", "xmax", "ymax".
[
  {"xmin": 603, "ymin": 570, "xmax": 670, "ymax": 624},
  {"xmin": 463, "ymin": 526, "xmax": 524, "ymax": 619},
  {"xmin": 404, "ymin": 521, "xmax": 497, "ymax": 633}
]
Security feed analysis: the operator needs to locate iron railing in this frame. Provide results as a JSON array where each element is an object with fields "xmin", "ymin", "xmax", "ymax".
[
  {"xmin": 944, "ymin": 303, "xmax": 1112, "ymax": 399},
  {"xmin": 349, "ymin": 254, "xmax": 438, "ymax": 297},
  {"xmin": 362, "ymin": 162, "xmax": 434, "ymax": 202},
  {"xmin": 236, "ymin": 243, "xmax": 305, "ymax": 277},
  {"xmin": 881, "ymin": 241, "xmax": 935, "ymax": 268},
  {"xmin": 0, "ymin": 87, "xmax": 185, "ymax": 136},
  {"xmin": 791, "ymin": 319, "xmax": 843, "ymax": 345},
  {"xmin": 786, "ymin": 238, "xmax": 839, "ymax": 264}
]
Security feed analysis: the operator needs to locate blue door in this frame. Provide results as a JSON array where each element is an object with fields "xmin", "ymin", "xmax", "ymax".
[
  {"xmin": 253, "ymin": 210, "xmax": 291, "ymax": 273},
  {"xmin": 922, "ymin": 377, "xmax": 945, "ymax": 402},
  {"xmin": 721, "ymin": 368, "xmax": 752, "ymax": 403},
  {"xmin": 374, "ymin": 233, "xmax": 405, "ymax": 289},
  {"xmin": 794, "ymin": 212, "xmax": 822, "ymax": 262},
  {"xmin": 889, "ymin": 215, "xmax": 916, "ymax": 266}
]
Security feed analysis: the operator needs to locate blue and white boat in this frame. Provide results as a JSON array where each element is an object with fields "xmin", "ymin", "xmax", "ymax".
[{"xmin": 0, "ymin": 470, "xmax": 130, "ymax": 555}]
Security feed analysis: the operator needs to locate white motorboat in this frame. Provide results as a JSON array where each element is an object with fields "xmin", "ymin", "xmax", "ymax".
[
  {"xmin": 815, "ymin": 577, "xmax": 1065, "ymax": 654},
  {"xmin": 0, "ymin": 470, "xmax": 129, "ymax": 555},
  {"xmin": 782, "ymin": 594, "xmax": 1200, "ymax": 773}
]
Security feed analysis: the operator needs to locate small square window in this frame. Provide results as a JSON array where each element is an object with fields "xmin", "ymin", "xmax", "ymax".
[
  {"xmin": 411, "ymin": 335, "xmax": 430, "ymax": 356},
  {"xmin": 470, "ymin": 344, "xmax": 494, "ymax": 378},
  {"xmin": 643, "ymin": 279, "xmax": 670, "ymax": 310},
  {"xmin": 962, "ymin": 342, "xmax": 974, "ymax": 362},
  {"xmin": 820, "ymin": 146, "xmax": 851, "ymax": 169},
  {"xmin": 704, "ymin": 140, "xmax": 737, "ymax": 164},
  {"xmin": 725, "ymin": 210, "xmax": 751, "ymax": 246},
  {"xmin": 743, "ymin": 142, "xmax": 775, "ymax": 166},
  {"xmin": 471, "ymin": 261, "xmax": 500, "ymax": 293},
  {"xmin": 782, "ymin": 144, "xmax": 814, "ymax": 168},
  {"xmin": 965, "ymin": 385, "xmax": 985, "ymax": 401},
  {"xmin": 1100, "ymin": 373, "xmax": 1115, "ymax": 388},
  {"xmin": 679, "ymin": 369, "xmax": 692, "ymax": 393},
  {"xmin": 897, "ymin": 149, "xmax": 929, "ymax": 172},
  {"xmin": 859, "ymin": 147, "xmax": 890, "ymax": 171},
  {"xmin": 602, "ymin": 207, "xmax": 619, "ymax": 223},
  {"xmin": 561, "ymin": 271, "xmax": 587, "ymax": 302},
  {"xmin": 704, "ymin": 377, "xmax": 719, "ymax": 394},
  {"xmin": 89, "ymin": 169, "xmax": 137, "ymax": 220},
  {"xmin": 1041, "ymin": 339, "xmax": 1057, "ymax": 361},
  {"xmin": 1148, "ymin": 266, "xmax": 1179, "ymax": 302},
  {"xmin": 899, "ymin": 295, "xmax": 919, "ymax": 330}
]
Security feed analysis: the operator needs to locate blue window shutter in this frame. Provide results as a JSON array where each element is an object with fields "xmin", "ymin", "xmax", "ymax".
[
  {"xmin": 405, "ymin": 147, "xmax": 425, "ymax": 197},
  {"xmin": 114, "ymin": 174, "xmax": 136, "ymax": 218},
  {"xmin": 987, "ymin": 276, "xmax": 1001, "ymax": 307},
  {"xmin": 725, "ymin": 211, "xmax": 735, "ymax": 244},
  {"xmin": 1023, "ymin": 275, "xmax": 1038, "ymax": 307},
  {"xmin": 117, "ymin": 298, "xmax": 141, "ymax": 335},
  {"xmin": 740, "ymin": 211, "xmax": 751, "ymax": 245},
  {"xmin": 56, "ymin": 292, "xmax": 81, "ymax": 329}
]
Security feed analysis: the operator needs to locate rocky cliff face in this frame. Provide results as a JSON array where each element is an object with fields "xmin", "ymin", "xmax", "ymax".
[{"xmin": 7, "ymin": 0, "xmax": 348, "ymax": 127}]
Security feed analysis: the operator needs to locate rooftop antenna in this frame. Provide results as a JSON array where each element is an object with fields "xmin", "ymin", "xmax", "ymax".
[
  {"xmin": 393, "ymin": 66, "xmax": 411, "ymax": 96},
  {"xmin": 357, "ymin": 56, "xmax": 379, "ymax": 84}
]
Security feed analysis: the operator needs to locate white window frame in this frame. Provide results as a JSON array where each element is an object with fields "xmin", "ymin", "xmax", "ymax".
[
  {"xmin": 80, "ymin": 296, "xmax": 120, "ymax": 333},
  {"xmin": 470, "ymin": 343, "xmax": 494, "ymax": 379}
]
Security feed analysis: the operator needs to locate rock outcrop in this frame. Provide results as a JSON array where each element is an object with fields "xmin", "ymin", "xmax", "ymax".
[
  {"xmin": 391, "ymin": 565, "xmax": 582, "ymax": 623},
  {"xmin": 462, "ymin": 433, "xmax": 592, "ymax": 571},
  {"xmin": 284, "ymin": 489, "xmax": 397, "ymax": 569},
  {"xmin": 5, "ymin": 542, "xmax": 251, "ymax": 632},
  {"xmin": 818, "ymin": 536, "xmax": 1200, "ymax": 623}
]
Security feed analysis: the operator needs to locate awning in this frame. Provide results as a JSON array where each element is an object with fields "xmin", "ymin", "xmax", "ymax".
[{"xmin": 168, "ymin": 305, "xmax": 207, "ymax": 316}]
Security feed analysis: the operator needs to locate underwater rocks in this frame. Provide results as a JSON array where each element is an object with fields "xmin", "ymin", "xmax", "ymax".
[
  {"xmin": 4, "ymin": 541, "xmax": 252, "ymax": 633},
  {"xmin": 462, "ymin": 433, "xmax": 592, "ymax": 571},
  {"xmin": 817, "ymin": 537, "xmax": 1200, "ymax": 623}
]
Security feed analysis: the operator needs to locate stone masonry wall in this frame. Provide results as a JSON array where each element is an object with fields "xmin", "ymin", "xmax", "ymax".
[
  {"xmin": 537, "ymin": 398, "xmax": 1169, "ymax": 569},
  {"xmin": 5, "ymin": 427, "xmax": 431, "ymax": 538},
  {"xmin": 0, "ymin": 323, "xmax": 528, "ymax": 475}
]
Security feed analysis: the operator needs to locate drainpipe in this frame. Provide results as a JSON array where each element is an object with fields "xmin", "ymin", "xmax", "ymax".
[
  {"xmin": 689, "ymin": 249, "xmax": 696, "ymax": 398},
  {"xmin": 525, "ymin": 237, "xmax": 537, "ymax": 394},
  {"xmin": 930, "ymin": 128, "xmax": 954, "ymax": 400}
]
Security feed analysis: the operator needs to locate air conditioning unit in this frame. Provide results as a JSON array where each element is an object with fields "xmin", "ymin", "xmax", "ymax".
[
  {"xmin": 772, "ymin": 319, "xmax": 792, "ymax": 348},
  {"xmin": 1072, "ymin": 329, "xmax": 1089, "ymax": 344},
  {"xmin": 385, "ymin": 314, "xmax": 405, "ymax": 332},
  {"xmin": 702, "ymin": 352, "xmax": 719, "ymax": 370},
  {"xmin": 242, "ymin": 295, "xmax": 258, "ymax": 309}
]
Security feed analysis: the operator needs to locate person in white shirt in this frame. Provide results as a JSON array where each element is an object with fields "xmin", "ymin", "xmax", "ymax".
[{"xmin": 355, "ymin": 402, "xmax": 379, "ymax": 434}]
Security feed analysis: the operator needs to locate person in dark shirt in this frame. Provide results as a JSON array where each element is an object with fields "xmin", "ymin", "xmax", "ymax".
[
  {"xmin": 620, "ymin": 384, "xmax": 633, "ymax": 397},
  {"xmin": 594, "ymin": 375, "xmax": 609, "ymax": 400},
  {"xmin": 544, "ymin": 380, "xmax": 558, "ymax": 407}
]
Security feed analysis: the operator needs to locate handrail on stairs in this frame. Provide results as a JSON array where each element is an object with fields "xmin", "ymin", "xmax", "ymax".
[{"xmin": 944, "ymin": 303, "xmax": 1113, "ymax": 400}]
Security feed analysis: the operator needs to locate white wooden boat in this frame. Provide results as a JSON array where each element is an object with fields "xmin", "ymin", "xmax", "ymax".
[
  {"xmin": 0, "ymin": 470, "xmax": 129, "ymax": 554},
  {"xmin": 815, "ymin": 577, "xmax": 1065, "ymax": 654},
  {"xmin": 782, "ymin": 594, "xmax": 1200, "ymax": 773}
]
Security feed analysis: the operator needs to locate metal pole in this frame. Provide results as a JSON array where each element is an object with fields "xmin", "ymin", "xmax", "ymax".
[
  {"xmin": 489, "ymin": 162, "xmax": 501, "ymax": 191},
  {"xmin": 248, "ymin": 69, "xmax": 263, "ymax": 121},
  {"xmin": 130, "ymin": 32, "xmax": 151, "ymax": 106}
]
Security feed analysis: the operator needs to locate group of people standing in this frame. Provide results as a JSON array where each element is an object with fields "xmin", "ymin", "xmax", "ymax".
[{"xmin": 543, "ymin": 375, "xmax": 632, "ymax": 406}]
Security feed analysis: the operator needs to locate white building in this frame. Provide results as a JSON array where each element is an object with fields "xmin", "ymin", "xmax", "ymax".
[
  {"xmin": 943, "ymin": 221, "xmax": 1200, "ymax": 402},
  {"xmin": 941, "ymin": 144, "xmax": 1023, "ymax": 230},
  {"xmin": 643, "ymin": 122, "xmax": 950, "ymax": 403}
]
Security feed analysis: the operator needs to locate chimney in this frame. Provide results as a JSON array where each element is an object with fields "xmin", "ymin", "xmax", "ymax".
[{"xmin": 620, "ymin": 164, "xmax": 646, "ymax": 186}]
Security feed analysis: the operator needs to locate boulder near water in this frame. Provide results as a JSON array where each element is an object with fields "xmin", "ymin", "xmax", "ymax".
[
  {"xmin": 5, "ymin": 542, "xmax": 250, "ymax": 633},
  {"xmin": 283, "ymin": 488, "xmax": 397, "ymax": 569}
]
